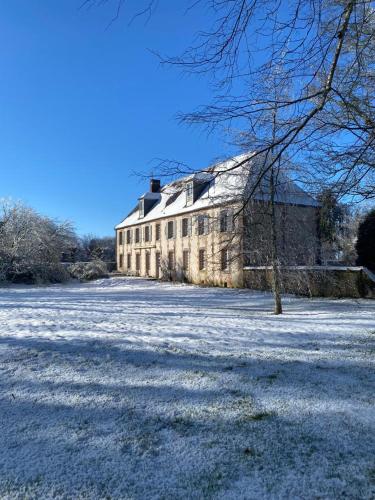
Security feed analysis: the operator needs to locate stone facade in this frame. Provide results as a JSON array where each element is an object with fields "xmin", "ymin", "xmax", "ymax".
[
  {"xmin": 115, "ymin": 156, "xmax": 321, "ymax": 287},
  {"xmin": 116, "ymin": 205, "xmax": 244, "ymax": 287}
]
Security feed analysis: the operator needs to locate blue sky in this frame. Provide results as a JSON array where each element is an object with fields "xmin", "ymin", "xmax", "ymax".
[{"xmin": 0, "ymin": 1, "xmax": 229, "ymax": 236}]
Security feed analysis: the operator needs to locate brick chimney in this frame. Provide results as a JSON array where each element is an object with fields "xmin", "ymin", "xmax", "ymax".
[{"xmin": 150, "ymin": 179, "xmax": 161, "ymax": 193}]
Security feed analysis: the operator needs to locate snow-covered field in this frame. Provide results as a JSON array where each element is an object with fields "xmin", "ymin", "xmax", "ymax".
[{"xmin": 0, "ymin": 277, "xmax": 374, "ymax": 499}]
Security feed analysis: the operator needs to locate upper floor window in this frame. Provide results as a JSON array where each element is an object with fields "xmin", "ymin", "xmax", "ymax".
[
  {"xmin": 126, "ymin": 229, "xmax": 132, "ymax": 244},
  {"xmin": 155, "ymin": 223, "xmax": 161, "ymax": 241},
  {"xmin": 135, "ymin": 227, "xmax": 140, "ymax": 243},
  {"xmin": 220, "ymin": 210, "xmax": 233, "ymax": 232},
  {"xmin": 144, "ymin": 225, "xmax": 151, "ymax": 242},
  {"xmin": 139, "ymin": 200, "xmax": 144, "ymax": 218},
  {"xmin": 197, "ymin": 214, "xmax": 209, "ymax": 236},
  {"xmin": 118, "ymin": 231, "xmax": 123, "ymax": 245},
  {"xmin": 181, "ymin": 218, "xmax": 190, "ymax": 237},
  {"xmin": 167, "ymin": 221, "xmax": 175, "ymax": 239},
  {"xmin": 186, "ymin": 182, "xmax": 194, "ymax": 205}
]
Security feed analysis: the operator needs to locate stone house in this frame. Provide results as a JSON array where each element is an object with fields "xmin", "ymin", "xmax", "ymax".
[{"xmin": 115, "ymin": 155, "xmax": 320, "ymax": 287}]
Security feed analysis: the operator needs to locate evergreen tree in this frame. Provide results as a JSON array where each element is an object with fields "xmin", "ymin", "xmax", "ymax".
[{"xmin": 356, "ymin": 209, "xmax": 375, "ymax": 271}]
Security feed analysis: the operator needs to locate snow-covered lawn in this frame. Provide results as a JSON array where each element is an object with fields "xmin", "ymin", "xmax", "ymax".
[{"xmin": 0, "ymin": 277, "xmax": 374, "ymax": 499}]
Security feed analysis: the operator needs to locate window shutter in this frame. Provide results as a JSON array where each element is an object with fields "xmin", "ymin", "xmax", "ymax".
[
  {"xmin": 204, "ymin": 215, "xmax": 209, "ymax": 235},
  {"xmin": 188, "ymin": 217, "xmax": 192, "ymax": 236},
  {"xmin": 173, "ymin": 220, "xmax": 177, "ymax": 239},
  {"xmin": 150, "ymin": 225, "xmax": 152, "ymax": 242}
]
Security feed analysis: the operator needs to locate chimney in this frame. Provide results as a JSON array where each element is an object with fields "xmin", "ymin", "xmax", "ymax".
[{"xmin": 150, "ymin": 179, "xmax": 161, "ymax": 193}]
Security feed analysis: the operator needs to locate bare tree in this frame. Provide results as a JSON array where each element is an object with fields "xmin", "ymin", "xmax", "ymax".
[
  {"xmin": 86, "ymin": 0, "xmax": 374, "ymax": 307},
  {"xmin": 84, "ymin": 0, "xmax": 374, "ymax": 197}
]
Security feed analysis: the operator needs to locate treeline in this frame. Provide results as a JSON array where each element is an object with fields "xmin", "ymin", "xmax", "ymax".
[
  {"xmin": 317, "ymin": 190, "xmax": 374, "ymax": 272},
  {"xmin": 0, "ymin": 200, "xmax": 115, "ymax": 284}
]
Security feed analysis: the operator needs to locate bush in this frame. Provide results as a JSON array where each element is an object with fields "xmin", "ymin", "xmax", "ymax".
[
  {"xmin": 68, "ymin": 260, "xmax": 109, "ymax": 282},
  {"xmin": 9, "ymin": 263, "xmax": 70, "ymax": 284},
  {"xmin": 0, "ymin": 199, "xmax": 76, "ymax": 284},
  {"xmin": 356, "ymin": 209, "xmax": 375, "ymax": 272}
]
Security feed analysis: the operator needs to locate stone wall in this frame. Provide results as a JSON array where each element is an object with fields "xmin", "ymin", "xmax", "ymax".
[{"xmin": 243, "ymin": 266, "xmax": 375, "ymax": 299}]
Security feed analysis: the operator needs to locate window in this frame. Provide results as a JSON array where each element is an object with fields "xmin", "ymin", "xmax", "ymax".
[
  {"xmin": 181, "ymin": 218, "xmax": 190, "ymax": 237},
  {"xmin": 126, "ymin": 229, "xmax": 132, "ymax": 244},
  {"xmin": 220, "ymin": 210, "xmax": 233, "ymax": 233},
  {"xmin": 182, "ymin": 250, "xmax": 189, "ymax": 271},
  {"xmin": 168, "ymin": 251, "xmax": 175, "ymax": 270},
  {"xmin": 199, "ymin": 249, "xmax": 206, "ymax": 270},
  {"xmin": 145, "ymin": 225, "xmax": 151, "ymax": 242},
  {"xmin": 119, "ymin": 254, "xmax": 123, "ymax": 268},
  {"xmin": 186, "ymin": 182, "xmax": 194, "ymax": 205},
  {"xmin": 220, "ymin": 211, "xmax": 228, "ymax": 232},
  {"xmin": 139, "ymin": 200, "xmax": 144, "ymax": 218},
  {"xmin": 145, "ymin": 252, "xmax": 150, "ymax": 273},
  {"xmin": 136, "ymin": 253, "xmax": 141, "ymax": 271},
  {"xmin": 221, "ymin": 248, "xmax": 229, "ymax": 270},
  {"xmin": 197, "ymin": 214, "xmax": 208, "ymax": 236},
  {"xmin": 118, "ymin": 231, "xmax": 123, "ymax": 245},
  {"xmin": 135, "ymin": 227, "xmax": 140, "ymax": 243},
  {"xmin": 127, "ymin": 253, "xmax": 131, "ymax": 269},
  {"xmin": 156, "ymin": 252, "xmax": 161, "ymax": 274},
  {"xmin": 155, "ymin": 223, "xmax": 161, "ymax": 241},
  {"xmin": 167, "ymin": 221, "xmax": 174, "ymax": 239}
]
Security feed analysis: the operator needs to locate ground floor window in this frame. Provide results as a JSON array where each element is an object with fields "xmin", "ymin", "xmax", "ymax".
[
  {"xmin": 221, "ymin": 248, "xmax": 229, "ymax": 270},
  {"xmin": 199, "ymin": 249, "xmax": 206, "ymax": 270},
  {"xmin": 145, "ymin": 252, "xmax": 150, "ymax": 273},
  {"xmin": 182, "ymin": 250, "xmax": 189, "ymax": 271},
  {"xmin": 136, "ymin": 253, "xmax": 141, "ymax": 271},
  {"xmin": 168, "ymin": 251, "xmax": 175, "ymax": 270},
  {"xmin": 127, "ymin": 253, "xmax": 131, "ymax": 269},
  {"xmin": 119, "ymin": 254, "xmax": 123, "ymax": 268}
]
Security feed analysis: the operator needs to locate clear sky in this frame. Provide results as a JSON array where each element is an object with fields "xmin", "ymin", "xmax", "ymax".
[{"xmin": 0, "ymin": 1, "xmax": 229, "ymax": 236}]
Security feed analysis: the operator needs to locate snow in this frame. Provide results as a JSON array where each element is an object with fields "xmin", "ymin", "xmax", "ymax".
[
  {"xmin": 116, "ymin": 154, "xmax": 319, "ymax": 229},
  {"xmin": 0, "ymin": 277, "xmax": 374, "ymax": 499}
]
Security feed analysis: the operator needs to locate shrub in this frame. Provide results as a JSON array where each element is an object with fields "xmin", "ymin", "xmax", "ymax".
[
  {"xmin": 0, "ymin": 199, "xmax": 76, "ymax": 284},
  {"xmin": 68, "ymin": 260, "xmax": 109, "ymax": 282}
]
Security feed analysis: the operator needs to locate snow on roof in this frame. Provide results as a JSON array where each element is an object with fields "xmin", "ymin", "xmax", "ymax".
[{"xmin": 115, "ymin": 154, "xmax": 319, "ymax": 229}]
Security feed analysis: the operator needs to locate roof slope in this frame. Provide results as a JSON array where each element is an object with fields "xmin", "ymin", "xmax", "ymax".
[{"xmin": 116, "ymin": 154, "xmax": 319, "ymax": 229}]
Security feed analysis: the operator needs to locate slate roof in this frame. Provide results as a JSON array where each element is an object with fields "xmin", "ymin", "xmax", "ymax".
[{"xmin": 115, "ymin": 154, "xmax": 319, "ymax": 229}]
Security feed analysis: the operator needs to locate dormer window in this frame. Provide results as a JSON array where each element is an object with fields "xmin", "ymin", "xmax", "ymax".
[
  {"xmin": 186, "ymin": 182, "xmax": 194, "ymax": 206},
  {"xmin": 185, "ymin": 174, "xmax": 213, "ymax": 207},
  {"xmin": 138, "ymin": 191, "xmax": 161, "ymax": 218},
  {"xmin": 139, "ymin": 200, "xmax": 145, "ymax": 218}
]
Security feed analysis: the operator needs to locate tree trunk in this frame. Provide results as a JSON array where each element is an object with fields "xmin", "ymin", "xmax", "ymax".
[{"xmin": 270, "ymin": 165, "xmax": 283, "ymax": 315}]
